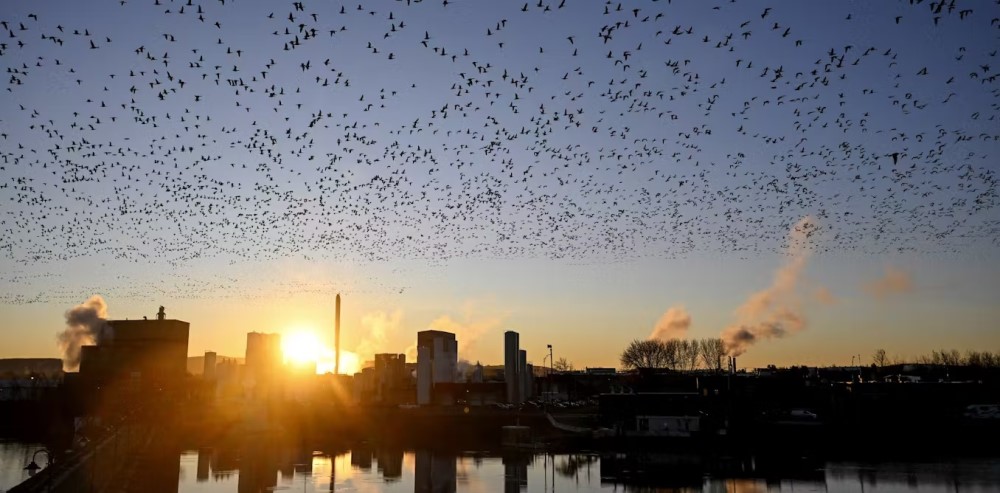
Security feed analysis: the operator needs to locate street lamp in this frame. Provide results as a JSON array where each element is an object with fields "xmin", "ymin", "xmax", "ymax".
[{"xmin": 24, "ymin": 449, "xmax": 51, "ymax": 477}]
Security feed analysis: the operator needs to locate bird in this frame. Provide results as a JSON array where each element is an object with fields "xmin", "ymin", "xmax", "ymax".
[{"xmin": 0, "ymin": 0, "xmax": 993, "ymax": 305}]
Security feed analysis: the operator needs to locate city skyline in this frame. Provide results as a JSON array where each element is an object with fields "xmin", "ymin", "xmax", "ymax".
[{"xmin": 1, "ymin": 1, "xmax": 998, "ymax": 370}]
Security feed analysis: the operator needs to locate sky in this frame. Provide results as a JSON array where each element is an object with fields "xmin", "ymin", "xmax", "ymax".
[{"xmin": 0, "ymin": 0, "xmax": 998, "ymax": 372}]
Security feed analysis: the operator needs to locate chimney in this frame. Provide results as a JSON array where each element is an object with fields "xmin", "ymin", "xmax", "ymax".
[
  {"xmin": 157, "ymin": 306, "xmax": 166, "ymax": 321},
  {"xmin": 335, "ymin": 294, "xmax": 341, "ymax": 375}
]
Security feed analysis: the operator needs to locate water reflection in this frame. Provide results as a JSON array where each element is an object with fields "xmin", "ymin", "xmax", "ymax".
[
  {"xmin": 502, "ymin": 453, "xmax": 528, "ymax": 493},
  {"xmin": 170, "ymin": 443, "xmax": 1000, "ymax": 493},
  {"xmin": 0, "ymin": 440, "xmax": 45, "ymax": 491},
  {"xmin": 414, "ymin": 450, "xmax": 455, "ymax": 493}
]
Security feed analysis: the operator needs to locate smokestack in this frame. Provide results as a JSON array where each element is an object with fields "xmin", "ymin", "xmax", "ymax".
[{"xmin": 335, "ymin": 293, "xmax": 341, "ymax": 375}]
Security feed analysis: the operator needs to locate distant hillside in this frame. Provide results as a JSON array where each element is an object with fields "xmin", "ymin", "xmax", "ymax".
[
  {"xmin": 0, "ymin": 358, "xmax": 63, "ymax": 377},
  {"xmin": 187, "ymin": 355, "xmax": 243, "ymax": 375}
]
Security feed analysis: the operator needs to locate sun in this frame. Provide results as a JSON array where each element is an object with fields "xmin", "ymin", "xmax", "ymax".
[
  {"xmin": 283, "ymin": 330, "xmax": 323, "ymax": 366},
  {"xmin": 282, "ymin": 329, "xmax": 362, "ymax": 375}
]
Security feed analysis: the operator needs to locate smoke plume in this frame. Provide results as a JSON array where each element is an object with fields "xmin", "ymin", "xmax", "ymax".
[
  {"xmin": 57, "ymin": 295, "xmax": 113, "ymax": 372},
  {"xmin": 863, "ymin": 266, "xmax": 913, "ymax": 299},
  {"xmin": 456, "ymin": 359, "xmax": 474, "ymax": 382},
  {"xmin": 813, "ymin": 286, "xmax": 838, "ymax": 305},
  {"xmin": 649, "ymin": 306, "xmax": 692, "ymax": 341},
  {"xmin": 427, "ymin": 299, "xmax": 505, "ymax": 355},
  {"xmin": 355, "ymin": 310, "xmax": 402, "ymax": 362},
  {"xmin": 721, "ymin": 217, "xmax": 817, "ymax": 356}
]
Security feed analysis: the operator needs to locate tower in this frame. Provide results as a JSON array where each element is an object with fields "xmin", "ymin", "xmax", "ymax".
[
  {"xmin": 504, "ymin": 331, "xmax": 520, "ymax": 404},
  {"xmin": 335, "ymin": 293, "xmax": 341, "ymax": 375}
]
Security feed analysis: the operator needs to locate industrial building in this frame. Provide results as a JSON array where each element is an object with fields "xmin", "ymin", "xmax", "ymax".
[
  {"xmin": 244, "ymin": 332, "xmax": 282, "ymax": 399},
  {"xmin": 373, "ymin": 353, "xmax": 411, "ymax": 405},
  {"xmin": 416, "ymin": 330, "xmax": 458, "ymax": 405},
  {"xmin": 77, "ymin": 306, "xmax": 190, "ymax": 411},
  {"xmin": 504, "ymin": 331, "xmax": 532, "ymax": 404}
]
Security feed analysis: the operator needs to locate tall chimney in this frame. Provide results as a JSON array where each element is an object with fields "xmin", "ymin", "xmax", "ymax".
[{"xmin": 335, "ymin": 294, "xmax": 341, "ymax": 375}]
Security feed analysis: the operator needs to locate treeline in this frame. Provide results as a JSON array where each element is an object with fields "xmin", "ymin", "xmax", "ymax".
[
  {"xmin": 620, "ymin": 338, "xmax": 727, "ymax": 371},
  {"xmin": 875, "ymin": 348, "xmax": 1000, "ymax": 368}
]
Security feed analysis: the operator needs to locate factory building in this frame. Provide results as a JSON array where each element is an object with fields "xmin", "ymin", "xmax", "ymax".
[
  {"xmin": 77, "ymin": 306, "xmax": 189, "ymax": 411},
  {"xmin": 416, "ymin": 330, "xmax": 457, "ymax": 405}
]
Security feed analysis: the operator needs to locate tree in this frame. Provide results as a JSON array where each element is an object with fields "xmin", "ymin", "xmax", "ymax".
[
  {"xmin": 700, "ymin": 338, "xmax": 726, "ymax": 371},
  {"xmin": 552, "ymin": 357, "xmax": 574, "ymax": 372},
  {"xmin": 679, "ymin": 340, "xmax": 700, "ymax": 370},
  {"xmin": 663, "ymin": 339, "xmax": 681, "ymax": 369},
  {"xmin": 620, "ymin": 339, "xmax": 669, "ymax": 370},
  {"xmin": 872, "ymin": 348, "xmax": 888, "ymax": 368}
]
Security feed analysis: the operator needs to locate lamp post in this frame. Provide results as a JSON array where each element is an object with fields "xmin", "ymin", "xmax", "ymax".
[
  {"xmin": 24, "ymin": 448, "xmax": 51, "ymax": 477},
  {"xmin": 547, "ymin": 344, "xmax": 553, "ymax": 403},
  {"xmin": 543, "ymin": 352, "xmax": 551, "ymax": 405}
]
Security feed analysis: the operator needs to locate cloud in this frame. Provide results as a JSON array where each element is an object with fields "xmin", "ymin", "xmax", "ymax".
[
  {"xmin": 649, "ymin": 306, "xmax": 692, "ymax": 341},
  {"xmin": 863, "ymin": 266, "xmax": 913, "ymax": 299},
  {"xmin": 721, "ymin": 217, "xmax": 817, "ymax": 356}
]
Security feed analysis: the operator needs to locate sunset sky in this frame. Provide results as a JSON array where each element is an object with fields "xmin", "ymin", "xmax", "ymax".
[{"xmin": 1, "ymin": 1, "xmax": 997, "ymax": 371}]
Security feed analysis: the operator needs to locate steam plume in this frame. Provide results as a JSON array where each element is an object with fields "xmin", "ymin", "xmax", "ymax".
[
  {"xmin": 649, "ymin": 306, "xmax": 692, "ymax": 341},
  {"xmin": 57, "ymin": 295, "xmax": 113, "ymax": 372},
  {"xmin": 721, "ymin": 217, "xmax": 816, "ymax": 356},
  {"xmin": 863, "ymin": 266, "xmax": 913, "ymax": 299},
  {"xmin": 813, "ymin": 286, "xmax": 837, "ymax": 305},
  {"xmin": 456, "ymin": 359, "xmax": 473, "ymax": 382},
  {"xmin": 427, "ymin": 300, "xmax": 505, "ymax": 355},
  {"xmin": 355, "ymin": 310, "xmax": 401, "ymax": 362}
]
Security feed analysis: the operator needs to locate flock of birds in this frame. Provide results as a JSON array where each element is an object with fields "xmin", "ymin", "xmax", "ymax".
[{"xmin": 1, "ymin": 0, "xmax": 999, "ymax": 303}]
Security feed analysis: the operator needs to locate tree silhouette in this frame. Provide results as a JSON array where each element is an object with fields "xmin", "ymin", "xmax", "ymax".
[
  {"xmin": 620, "ymin": 339, "xmax": 670, "ymax": 370},
  {"xmin": 873, "ymin": 348, "xmax": 888, "ymax": 368},
  {"xmin": 700, "ymin": 338, "xmax": 727, "ymax": 371}
]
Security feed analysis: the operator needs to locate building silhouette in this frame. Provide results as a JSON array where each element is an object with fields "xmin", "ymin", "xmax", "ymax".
[
  {"xmin": 504, "ymin": 331, "xmax": 520, "ymax": 404},
  {"xmin": 78, "ymin": 307, "xmax": 189, "ymax": 412},
  {"xmin": 245, "ymin": 332, "xmax": 281, "ymax": 399},
  {"xmin": 203, "ymin": 351, "xmax": 217, "ymax": 380},
  {"xmin": 415, "ymin": 450, "xmax": 456, "ymax": 493}
]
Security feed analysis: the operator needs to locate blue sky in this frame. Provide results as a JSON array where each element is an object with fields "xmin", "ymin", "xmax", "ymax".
[{"xmin": 1, "ymin": 0, "xmax": 998, "ymax": 370}]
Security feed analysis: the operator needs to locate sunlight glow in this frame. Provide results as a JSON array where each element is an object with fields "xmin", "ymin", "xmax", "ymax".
[
  {"xmin": 282, "ymin": 329, "xmax": 361, "ymax": 375},
  {"xmin": 282, "ymin": 330, "xmax": 322, "ymax": 366}
]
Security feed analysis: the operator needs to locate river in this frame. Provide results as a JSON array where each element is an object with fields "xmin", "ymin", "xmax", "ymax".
[
  {"xmin": 174, "ymin": 447, "xmax": 1000, "ymax": 493},
  {"xmin": 4, "ymin": 439, "xmax": 1000, "ymax": 492},
  {"xmin": 0, "ymin": 440, "xmax": 46, "ymax": 493}
]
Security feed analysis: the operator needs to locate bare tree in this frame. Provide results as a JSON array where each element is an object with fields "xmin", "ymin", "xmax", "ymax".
[
  {"xmin": 553, "ymin": 357, "xmax": 574, "ymax": 372},
  {"xmin": 680, "ymin": 340, "xmax": 700, "ymax": 370},
  {"xmin": 663, "ymin": 339, "xmax": 681, "ymax": 370},
  {"xmin": 939, "ymin": 349, "xmax": 962, "ymax": 366},
  {"xmin": 700, "ymin": 338, "xmax": 726, "ymax": 371},
  {"xmin": 983, "ymin": 352, "xmax": 998, "ymax": 368},
  {"xmin": 872, "ymin": 348, "xmax": 888, "ymax": 368},
  {"xmin": 620, "ymin": 340, "xmax": 669, "ymax": 370}
]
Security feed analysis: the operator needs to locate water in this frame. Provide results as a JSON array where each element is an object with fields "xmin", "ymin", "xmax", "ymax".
[
  {"xmin": 4, "ymin": 438, "xmax": 999, "ymax": 492},
  {"xmin": 0, "ymin": 440, "xmax": 46, "ymax": 492},
  {"xmin": 174, "ymin": 447, "xmax": 1000, "ymax": 493}
]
